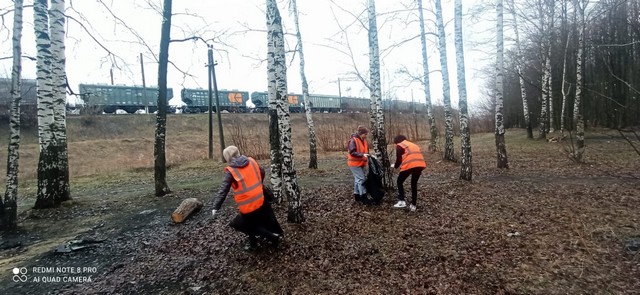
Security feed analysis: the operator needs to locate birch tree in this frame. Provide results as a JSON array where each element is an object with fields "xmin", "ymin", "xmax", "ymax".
[
  {"xmin": 34, "ymin": 0, "xmax": 71, "ymax": 208},
  {"xmin": 573, "ymin": 0, "xmax": 586, "ymax": 161},
  {"xmin": 267, "ymin": 2, "xmax": 283, "ymax": 203},
  {"xmin": 368, "ymin": 0, "xmax": 393, "ymax": 188},
  {"xmin": 495, "ymin": 0, "xmax": 509, "ymax": 168},
  {"xmin": 1, "ymin": 0, "xmax": 24, "ymax": 230},
  {"xmin": 267, "ymin": 0, "xmax": 304, "ymax": 223},
  {"xmin": 454, "ymin": 0, "xmax": 472, "ymax": 180},
  {"xmin": 546, "ymin": 1, "xmax": 556, "ymax": 134},
  {"xmin": 417, "ymin": 0, "xmax": 438, "ymax": 152},
  {"xmin": 290, "ymin": 0, "xmax": 318, "ymax": 169},
  {"xmin": 154, "ymin": 0, "xmax": 172, "ymax": 196},
  {"xmin": 435, "ymin": 0, "xmax": 456, "ymax": 162},
  {"xmin": 560, "ymin": 0, "xmax": 574, "ymax": 133},
  {"xmin": 508, "ymin": 0, "xmax": 533, "ymax": 139}
]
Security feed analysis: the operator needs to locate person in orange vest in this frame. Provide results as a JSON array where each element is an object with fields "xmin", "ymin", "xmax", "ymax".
[
  {"xmin": 211, "ymin": 146, "xmax": 283, "ymax": 251},
  {"xmin": 392, "ymin": 135, "xmax": 426, "ymax": 212},
  {"xmin": 348, "ymin": 125, "xmax": 371, "ymax": 204}
]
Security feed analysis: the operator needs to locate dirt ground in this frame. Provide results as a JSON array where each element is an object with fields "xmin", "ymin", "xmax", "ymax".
[{"xmin": 1, "ymin": 128, "xmax": 639, "ymax": 294}]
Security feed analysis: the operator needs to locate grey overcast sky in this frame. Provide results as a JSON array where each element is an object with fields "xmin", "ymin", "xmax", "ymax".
[{"xmin": 0, "ymin": 0, "xmax": 496, "ymax": 108}]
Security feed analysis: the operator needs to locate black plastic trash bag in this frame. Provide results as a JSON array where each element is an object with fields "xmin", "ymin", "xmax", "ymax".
[{"xmin": 365, "ymin": 156, "xmax": 385, "ymax": 203}]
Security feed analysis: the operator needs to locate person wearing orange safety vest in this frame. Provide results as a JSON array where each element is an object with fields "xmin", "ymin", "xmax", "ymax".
[
  {"xmin": 391, "ymin": 135, "xmax": 426, "ymax": 212},
  {"xmin": 211, "ymin": 146, "xmax": 283, "ymax": 251},
  {"xmin": 347, "ymin": 125, "xmax": 372, "ymax": 204}
]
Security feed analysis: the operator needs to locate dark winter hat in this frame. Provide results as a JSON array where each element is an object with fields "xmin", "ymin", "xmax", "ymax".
[
  {"xmin": 357, "ymin": 125, "xmax": 369, "ymax": 135},
  {"xmin": 393, "ymin": 135, "xmax": 407, "ymax": 144}
]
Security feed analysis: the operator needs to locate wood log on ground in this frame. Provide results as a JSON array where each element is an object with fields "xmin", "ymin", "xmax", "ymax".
[{"xmin": 171, "ymin": 198, "xmax": 203, "ymax": 223}]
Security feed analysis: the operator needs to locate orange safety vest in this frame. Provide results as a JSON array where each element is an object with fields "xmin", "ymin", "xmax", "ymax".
[
  {"xmin": 225, "ymin": 157, "xmax": 264, "ymax": 214},
  {"xmin": 347, "ymin": 136, "xmax": 369, "ymax": 167},
  {"xmin": 396, "ymin": 140, "xmax": 426, "ymax": 172}
]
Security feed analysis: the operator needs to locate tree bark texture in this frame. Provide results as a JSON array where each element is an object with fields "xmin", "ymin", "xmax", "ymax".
[
  {"xmin": 417, "ymin": 0, "xmax": 438, "ymax": 152},
  {"xmin": 154, "ymin": 0, "xmax": 172, "ymax": 196},
  {"xmin": 2, "ymin": 0, "xmax": 24, "ymax": 230},
  {"xmin": 435, "ymin": 0, "xmax": 456, "ymax": 162},
  {"xmin": 267, "ymin": 0, "xmax": 304, "ymax": 223},
  {"xmin": 495, "ymin": 0, "xmax": 509, "ymax": 169},
  {"xmin": 368, "ymin": 0, "xmax": 393, "ymax": 189},
  {"xmin": 291, "ymin": 0, "xmax": 318, "ymax": 169},
  {"xmin": 455, "ymin": 0, "xmax": 473, "ymax": 180}
]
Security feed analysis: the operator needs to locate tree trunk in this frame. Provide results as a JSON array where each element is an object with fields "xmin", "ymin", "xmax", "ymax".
[
  {"xmin": 495, "ymin": 0, "xmax": 509, "ymax": 169},
  {"xmin": 368, "ymin": 0, "xmax": 393, "ymax": 189},
  {"xmin": 455, "ymin": 0, "xmax": 472, "ymax": 181},
  {"xmin": 154, "ymin": 0, "xmax": 172, "ymax": 196},
  {"xmin": 1, "ymin": 0, "xmax": 24, "ymax": 230},
  {"xmin": 291, "ymin": 0, "xmax": 318, "ymax": 169},
  {"xmin": 547, "ymin": 4, "xmax": 555, "ymax": 134},
  {"xmin": 266, "ymin": 2, "xmax": 283, "ymax": 203},
  {"xmin": 509, "ymin": 0, "xmax": 533, "ymax": 139},
  {"xmin": 435, "ymin": 0, "xmax": 456, "ymax": 162},
  {"xmin": 267, "ymin": 0, "xmax": 304, "ymax": 223},
  {"xmin": 560, "ymin": 26, "xmax": 573, "ymax": 133},
  {"xmin": 574, "ymin": 0, "xmax": 586, "ymax": 161},
  {"xmin": 171, "ymin": 198, "xmax": 203, "ymax": 223},
  {"xmin": 417, "ymin": 0, "xmax": 438, "ymax": 152},
  {"xmin": 34, "ymin": 0, "xmax": 71, "ymax": 208}
]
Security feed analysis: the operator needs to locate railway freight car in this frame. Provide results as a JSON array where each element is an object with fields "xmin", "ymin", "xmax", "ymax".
[
  {"xmin": 78, "ymin": 84, "xmax": 174, "ymax": 114},
  {"xmin": 0, "ymin": 78, "xmax": 37, "ymax": 106},
  {"xmin": 180, "ymin": 88, "xmax": 249, "ymax": 113},
  {"xmin": 250, "ymin": 91, "xmax": 304, "ymax": 112}
]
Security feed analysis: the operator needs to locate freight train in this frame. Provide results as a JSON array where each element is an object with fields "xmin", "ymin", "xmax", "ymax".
[
  {"xmin": 78, "ymin": 84, "xmax": 175, "ymax": 114},
  {"xmin": 1, "ymin": 79, "xmax": 426, "ymax": 115},
  {"xmin": 248, "ymin": 91, "xmax": 426, "ymax": 114}
]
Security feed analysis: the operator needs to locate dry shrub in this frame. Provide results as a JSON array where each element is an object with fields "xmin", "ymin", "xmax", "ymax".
[
  {"xmin": 227, "ymin": 117, "xmax": 269, "ymax": 160},
  {"xmin": 316, "ymin": 122, "xmax": 349, "ymax": 152}
]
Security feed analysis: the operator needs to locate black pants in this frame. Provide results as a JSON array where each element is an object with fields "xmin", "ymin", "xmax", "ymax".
[
  {"xmin": 397, "ymin": 167, "xmax": 424, "ymax": 205},
  {"xmin": 229, "ymin": 202, "xmax": 283, "ymax": 241}
]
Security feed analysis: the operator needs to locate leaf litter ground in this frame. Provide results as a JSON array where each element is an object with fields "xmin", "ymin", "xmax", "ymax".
[{"xmin": 1, "ymin": 133, "xmax": 639, "ymax": 294}]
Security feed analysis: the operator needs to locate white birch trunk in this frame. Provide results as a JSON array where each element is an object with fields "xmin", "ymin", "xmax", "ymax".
[
  {"xmin": 455, "ymin": 0, "xmax": 472, "ymax": 180},
  {"xmin": 34, "ymin": 0, "xmax": 53, "ymax": 147},
  {"xmin": 2, "ymin": 0, "xmax": 24, "ymax": 230},
  {"xmin": 417, "ymin": 0, "xmax": 438, "ymax": 152},
  {"xmin": 435, "ymin": 0, "xmax": 456, "ymax": 162},
  {"xmin": 547, "ymin": 46, "xmax": 555, "ymax": 133},
  {"xmin": 291, "ymin": 0, "xmax": 318, "ymax": 169},
  {"xmin": 574, "ymin": 0, "xmax": 586, "ymax": 161},
  {"xmin": 560, "ymin": 9, "xmax": 574, "ymax": 134},
  {"xmin": 495, "ymin": 0, "xmax": 509, "ymax": 168},
  {"xmin": 35, "ymin": 0, "xmax": 72, "ymax": 208},
  {"xmin": 267, "ymin": 4, "xmax": 283, "ymax": 203},
  {"xmin": 509, "ymin": 0, "xmax": 533, "ymax": 138},
  {"xmin": 267, "ymin": 0, "xmax": 304, "ymax": 223},
  {"xmin": 48, "ymin": 0, "xmax": 70, "ymax": 199},
  {"xmin": 368, "ymin": 0, "xmax": 393, "ymax": 188}
]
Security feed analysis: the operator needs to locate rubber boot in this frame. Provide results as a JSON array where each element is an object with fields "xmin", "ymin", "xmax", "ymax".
[
  {"xmin": 354, "ymin": 194, "xmax": 361, "ymax": 203},
  {"xmin": 360, "ymin": 194, "xmax": 371, "ymax": 205}
]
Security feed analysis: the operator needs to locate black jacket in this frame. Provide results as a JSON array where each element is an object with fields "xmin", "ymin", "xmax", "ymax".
[{"xmin": 212, "ymin": 155, "xmax": 265, "ymax": 211}]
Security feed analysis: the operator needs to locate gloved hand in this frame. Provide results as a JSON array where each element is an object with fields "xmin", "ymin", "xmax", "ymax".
[
  {"xmin": 211, "ymin": 209, "xmax": 217, "ymax": 218},
  {"xmin": 363, "ymin": 153, "xmax": 370, "ymax": 158}
]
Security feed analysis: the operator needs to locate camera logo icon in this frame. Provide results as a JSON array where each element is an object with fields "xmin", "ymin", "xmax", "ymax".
[{"xmin": 12, "ymin": 267, "xmax": 28, "ymax": 282}]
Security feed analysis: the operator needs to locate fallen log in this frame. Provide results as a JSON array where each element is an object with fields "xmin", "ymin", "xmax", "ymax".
[{"xmin": 171, "ymin": 198, "xmax": 203, "ymax": 223}]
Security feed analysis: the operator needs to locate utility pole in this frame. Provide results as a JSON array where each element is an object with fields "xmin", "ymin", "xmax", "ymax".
[
  {"xmin": 337, "ymin": 78, "xmax": 342, "ymax": 99},
  {"xmin": 207, "ymin": 45, "xmax": 225, "ymax": 162},
  {"xmin": 110, "ymin": 68, "xmax": 114, "ymax": 85},
  {"xmin": 140, "ymin": 53, "xmax": 148, "ymax": 113},
  {"xmin": 207, "ymin": 47, "xmax": 214, "ymax": 159}
]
